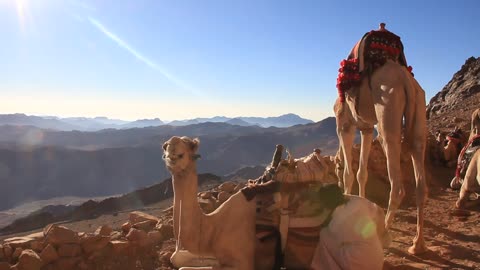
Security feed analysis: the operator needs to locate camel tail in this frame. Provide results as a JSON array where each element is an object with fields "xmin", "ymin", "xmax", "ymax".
[{"xmin": 403, "ymin": 70, "xmax": 427, "ymax": 153}]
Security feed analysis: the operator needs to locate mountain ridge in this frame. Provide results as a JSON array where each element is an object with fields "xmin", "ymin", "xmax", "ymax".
[{"xmin": 0, "ymin": 113, "xmax": 314, "ymax": 131}]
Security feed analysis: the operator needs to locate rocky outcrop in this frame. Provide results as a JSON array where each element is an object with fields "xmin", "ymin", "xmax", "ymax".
[
  {"xmin": 0, "ymin": 211, "xmax": 175, "ymax": 270},
  {"xmin": 427, "ymin": 57, "xmax": 480, "ymax": 132}
]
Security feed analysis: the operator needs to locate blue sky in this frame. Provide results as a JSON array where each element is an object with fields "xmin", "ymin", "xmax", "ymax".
[{"xmin": 1, "ymin": 0, "xmax": 479, "ymax": 121}]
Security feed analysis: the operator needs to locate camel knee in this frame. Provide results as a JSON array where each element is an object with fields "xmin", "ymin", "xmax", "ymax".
[
  {"xmin": 357, "ymin": 169, "xmax": 368, "ymax": 197},
  {"xmin": 389, "ymin": 184, "xmax": 405, "ymax": 208},
  {"xmin": 456, "ymin": 197, "xmax": 468, "ymax": 209},
  {"xmin": 343, "ymin": 168, "xmax": 355, "ymax": 194}
]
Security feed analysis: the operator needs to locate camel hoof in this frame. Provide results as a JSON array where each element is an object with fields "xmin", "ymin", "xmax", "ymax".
[
  {"xmin": 407, "ymin": 243, "xmax": 428, "ymax": 255},
  {"xmin": 455, "ymin": 199, "xmax": 466, "ymax": 209},
  {"xmin": 450, "ymin": 177, "xmax": 462, "ymax": 190}
]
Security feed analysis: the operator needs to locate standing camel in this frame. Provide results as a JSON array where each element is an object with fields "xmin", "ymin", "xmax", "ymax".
[{"xmin": 334, "ymin": 23, "xmax": 428, "ymax": 254}]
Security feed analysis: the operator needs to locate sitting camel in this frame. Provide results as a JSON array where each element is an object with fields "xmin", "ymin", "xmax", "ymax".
[
  {"xmin": 455, "ymin": 149, "xmax": 480, "ymax": 209},
  {"xmin": 334, "ymin": 23, "xmax": 428, "ymax": 254},
  {"xmin": 163, "ymin": 136, "xmax": 387, "ymax": 269},
  {"xmin": 451, "ymin": 109, "xmax": 480, "ymax": 192},
  {"xmin": 443, "ymin": 127, "xmax": 467, "ymax": 167},
  {"xmin": 163, "ymin": 136, "xmax": 256, "ymax": 270}
]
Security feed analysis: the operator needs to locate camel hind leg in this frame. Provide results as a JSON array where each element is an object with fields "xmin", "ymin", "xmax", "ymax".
[
  {"xmin": 405, "ymin": 76, "xmax": 428, "ymax": 255},
  {"xmin": 408, "ymin": 131, "xmax": 428, "ymax": 254},
  {"xmin": 373, "ymin": 85, "xmax": 406, "ymax": 231},
  {"xmin": 358, "ymin": 128, "xmax": 374, "ymax": 197}
]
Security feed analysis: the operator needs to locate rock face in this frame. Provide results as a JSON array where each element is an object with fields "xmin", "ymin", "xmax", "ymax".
[{"xmin": 427, "ymin": 56, "xmax": 480, "ymax": 132}]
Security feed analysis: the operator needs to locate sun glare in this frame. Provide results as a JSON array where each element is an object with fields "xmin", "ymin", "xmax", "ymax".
[{"xmin": 15, "ymin": 0, "xmax": 26, "ymax": 29}]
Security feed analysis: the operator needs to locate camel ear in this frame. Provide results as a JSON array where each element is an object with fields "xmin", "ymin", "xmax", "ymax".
[
  {"xmin": 162, "ymin": 142, "xmax": 168, "ymax": 151},
  {"xmin": 190, "ymin": 138, "xmax": 200, "ymax": 152}
]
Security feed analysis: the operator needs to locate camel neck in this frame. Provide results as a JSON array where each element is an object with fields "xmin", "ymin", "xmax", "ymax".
[{"xmin": 171, "ymin": 164, "xmax": 204, "ymax": 249}]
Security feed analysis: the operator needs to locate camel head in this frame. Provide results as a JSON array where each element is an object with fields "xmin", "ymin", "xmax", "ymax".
[
  {"xmin": 435, "ymin": 130, "xmax": 445, "ymax": 144},
  {"xmin": 163, "ymin": 136, "xmax": 200, "ymax": 174}
]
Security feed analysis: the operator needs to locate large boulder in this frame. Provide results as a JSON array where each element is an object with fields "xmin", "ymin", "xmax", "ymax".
[
  {"xmin": 110, "ymin": 240, "xmax": 130, "ymax": 255},
  {"xmin": 218, "ymin": 182, "xmax": 236, "ymax": 193},
  {"xmin": 132, "ymin": 220, "xmax": 157, "ymax": 232},
  {"xmin": 15, "ymin": 249, "xmax": 42, "ymax": 270},
  {"xmin": 121, "ymin": 222, "xmax": 132, "ymax": 234},
  {"xmin": 29, "ymin": 241, "xmax": 44, "ymax": 254},
  {"xmin": 12, "ymin": 247, "xmax": 23, "ymax": 261},
  {"xmin": 3, "ymin": 238, "xmax": 34, "ymax": 250},
  {"xmin": 80, "ymin": 234, "xmax": 110, "ymax": 254},
  {"xmin": 39, "ymin": 244, "xmax": 58, "ymax": 265},
  {"xmin": 3, "ymin": 244, "xmax": 13, "ymax": 261},
  {"xmin": 94, "ymin": 225, "xmax": 112, "ymax": 237},
  {"xmin": 155, "ymin": 223, "xmax": 174, "ymax": 241},
  {"xmin": 128, "ymin": 211, "xmax": 159, "ymax": 224},
  {"xmin": 44, "ymin": 226, "xmax": 79, "ymax": 245},
  {"xmin": 126, "ymin": 228, "xmax": 149, "ymax": 247}
]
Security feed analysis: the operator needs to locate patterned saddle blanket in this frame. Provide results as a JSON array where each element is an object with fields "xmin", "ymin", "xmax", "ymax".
[
  {"xmin": 456, "ymin": 135, "xmax": 480, "ymax": 178},
  {"xmin": 336, "ymin": 26, "xmax": 410, "ymax": 102}
]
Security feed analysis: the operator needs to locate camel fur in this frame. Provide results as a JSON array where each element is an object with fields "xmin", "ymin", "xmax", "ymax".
[
  {"xmin": 334, "ymin": 25, "xmax": 428, "ymax": 255},
  {"xmin": 455, "ymin": 150, "xmax": 480, "ymax": 209},
  {"xmin": 470, "ymin": 108, "xmax": 480, "ymax": 141},
  {"xmin": 163, "ymin": 136, "xmax": 256, "ymax": 270},
  {"xmin": 451, "ymin": 109, "xmax": 480, "ymax": 192}
]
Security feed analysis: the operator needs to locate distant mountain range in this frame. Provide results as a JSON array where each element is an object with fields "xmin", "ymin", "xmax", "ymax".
[
  {"xmin": 0, "ymin": 113, "xmax": 314, "ymax": 131},
  {"xmin": 0, "ymin": 117, "xmax": 338, "ymax": 211}
]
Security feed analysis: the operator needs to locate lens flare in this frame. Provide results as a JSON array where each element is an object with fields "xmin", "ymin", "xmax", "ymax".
[{"xmin": 15, "ymin": 0, "xmax": 27, "ymax": 32}]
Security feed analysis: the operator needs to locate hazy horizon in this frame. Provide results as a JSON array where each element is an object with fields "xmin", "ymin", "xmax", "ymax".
[
  {"xmin": 0, "ymin": 111, "xmax": 317, "ymax": 123},
  {"xmin": 1, "ymin": 0, "xmax": 479, "ymax": 122}
]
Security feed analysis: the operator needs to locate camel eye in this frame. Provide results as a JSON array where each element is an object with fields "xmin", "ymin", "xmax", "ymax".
[{"xmin": 178, "ymin": 153, "xmax": 184, "ymax": 159}]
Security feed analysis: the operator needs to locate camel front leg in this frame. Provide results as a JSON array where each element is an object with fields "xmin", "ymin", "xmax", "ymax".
[
  {"xmin": 337, "ymin": 123, "xmax": 356, "ymax": 194},
  {"xmin": 456, "ymin": 152, "xmax": 480, "ymax": 209},
  {"xmin": 382, "ymin": 137, "xmax": 405, "ymax": 230},
  {"xmin": 357, "ymin": 128, "xmax": 374, "ymax": 197}
]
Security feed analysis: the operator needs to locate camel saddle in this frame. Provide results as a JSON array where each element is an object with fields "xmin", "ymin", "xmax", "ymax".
[
  {"xmin": 456, "ymin": 135, "xmax": 480, "ymax": 178},
  {"xmin": 337, "ymin": 23, "xmax": 410, "ymax": 124},
  {"xmin": 242, "ymin": 148, "xmax": 338, "ymax": 269}
]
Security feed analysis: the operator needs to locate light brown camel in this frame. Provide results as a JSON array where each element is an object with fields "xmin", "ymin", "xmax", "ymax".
[
  {"xmin": 163, "ymin": 136, "xmax": 256, "ymax": 270},
  {"xmin": 469, "ymin": 108, "xmax": 480, "ymax": 140},
  {"xmin": 163, "ymin": 136, "xmax": 388, "ymax": 269},
  {"xmin": 444, "ymin": 137, "xmax": 461, "ymax": 167},
  {"xmin": 455, "ymin": 149, "xmax": 480, "ymax": 209},
  {"xmin": 450, "ymin": 109, "xmax": 480, "ymax": 191},
  {"xmin": 334, "ymin": 24, "xmax": 428, "ymax": 254}
]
